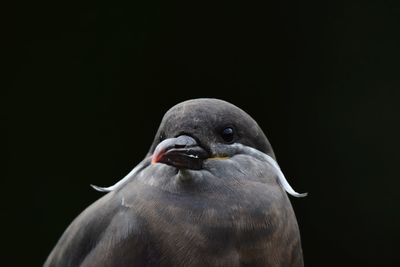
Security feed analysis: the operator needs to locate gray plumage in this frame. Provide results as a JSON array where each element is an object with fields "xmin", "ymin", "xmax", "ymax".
[{"xmin": 44, "ymin": 98, "xmax": 306, "ymax": 267}]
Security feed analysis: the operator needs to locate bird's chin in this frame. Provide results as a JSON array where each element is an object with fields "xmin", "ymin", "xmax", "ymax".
[
  {"xmin": 175, "ymin": 169, "xmax": 200, "ymax": 182},
  {"xmin": 137, "ymin": 163, "xmax": 212, "ymax": 194},
  {"xmin": 157, "ymin": 164, "xmax": 206, "ymax": 182}
]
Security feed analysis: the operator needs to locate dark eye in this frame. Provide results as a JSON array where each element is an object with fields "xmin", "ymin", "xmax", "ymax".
[{"xmin": 221, "ymin": 127, "xmax": 234, "ymax": 143}]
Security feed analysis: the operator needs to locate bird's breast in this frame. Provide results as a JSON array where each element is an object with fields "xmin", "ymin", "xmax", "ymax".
[{"xmin": 131, "ymin": 182, "xmax": 290, "ymax": 266}]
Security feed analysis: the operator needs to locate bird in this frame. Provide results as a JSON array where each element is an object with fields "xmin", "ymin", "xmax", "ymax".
[{"xmin": 44, "ymin": 98, "xmax": 306, "ymax": 267}]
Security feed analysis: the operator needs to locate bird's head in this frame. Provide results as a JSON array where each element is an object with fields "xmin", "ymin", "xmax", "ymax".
[
  {"xmin": 145, "ymin": 98, "xmax": 305, "ymax": 197},
  {"xmin": 149, "ymin": 98, "xmax": 275, "ymax": 170}
]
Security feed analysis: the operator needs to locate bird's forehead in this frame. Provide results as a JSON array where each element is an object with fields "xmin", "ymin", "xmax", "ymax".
[
  {"xmin": 162, "ymin": 99, "xmax": 242, "ymax": 127},
  {"xmin": 168, "ymin": 102, "xmax": 217, "ymax": 119}
]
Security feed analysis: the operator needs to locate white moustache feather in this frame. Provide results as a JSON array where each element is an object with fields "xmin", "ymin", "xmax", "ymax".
[{"xmin": 91, "ymin": 144, "xmax": 307, "ymax": 198}]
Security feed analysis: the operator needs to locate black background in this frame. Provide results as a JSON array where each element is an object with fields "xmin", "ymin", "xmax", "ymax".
[{"xmin": 5, "ymin": 1, "xmax": 400, "ymax": 266}]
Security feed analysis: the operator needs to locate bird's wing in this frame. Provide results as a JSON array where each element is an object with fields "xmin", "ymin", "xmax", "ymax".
[
  {"xmin": 44, "ymin": 190, "xmax": 150, "ymax": 267},
  {"xmin": 44, "ymin": 160, "xmax": 153, "ymax": 267}
]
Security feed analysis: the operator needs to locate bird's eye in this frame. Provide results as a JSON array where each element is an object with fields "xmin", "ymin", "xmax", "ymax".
[{"xmin": 221, "ymin": 127, "xmax": 234, "ymax": 143}]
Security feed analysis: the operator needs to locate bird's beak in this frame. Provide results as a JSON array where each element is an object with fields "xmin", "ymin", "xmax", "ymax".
[{"xmin": 152, "ymin": 135, "xmax": 209, "ymax": 170}]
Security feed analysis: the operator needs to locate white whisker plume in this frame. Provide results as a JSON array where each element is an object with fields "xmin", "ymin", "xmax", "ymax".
[
  {"xmin": 91, "ymin": 157, "xmax": 151, "ymax": 193},
  {"xmin": 231, "ymin": 144, "xmax": 307, "ymax": 197}
]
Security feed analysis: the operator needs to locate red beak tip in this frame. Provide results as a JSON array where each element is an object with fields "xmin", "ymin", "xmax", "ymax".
[{"xmin": 152, "ymin": 151, "xmax": 163, "ymax": 164}]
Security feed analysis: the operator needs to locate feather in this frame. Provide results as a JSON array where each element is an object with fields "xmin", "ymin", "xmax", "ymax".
[
  {"xmin": 231, "ymin": 144, "xmax": 307, "ymax": 197},
  {"xmin": 90, "ymin": 157, "xmax": 151, "ymax": 193}
]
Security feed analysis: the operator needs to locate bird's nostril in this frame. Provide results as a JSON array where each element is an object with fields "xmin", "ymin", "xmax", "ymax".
[{"xmin": 174, "ymin": 143, "xmax": 186, "ymax": 148}]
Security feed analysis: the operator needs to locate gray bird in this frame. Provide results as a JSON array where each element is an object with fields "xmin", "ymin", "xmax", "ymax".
[{"xmin": 44, "ymin": 98, "xmax": 306, "ymax": 267}]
